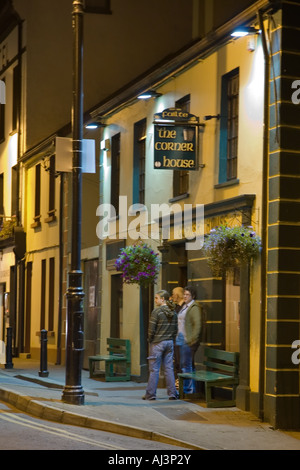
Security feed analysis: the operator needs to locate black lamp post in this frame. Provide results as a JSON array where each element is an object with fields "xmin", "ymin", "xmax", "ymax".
[{"xmin": 62, "ymin": 0, "xmax": 85, "ymax": 405}]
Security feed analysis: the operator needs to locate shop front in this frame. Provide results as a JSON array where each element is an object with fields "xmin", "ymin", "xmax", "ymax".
[{"xmin": 159, "ymin": 194, "xmax": 258, "ymax": 410}]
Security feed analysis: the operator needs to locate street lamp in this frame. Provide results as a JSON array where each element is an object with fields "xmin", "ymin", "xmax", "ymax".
[{"xmin": 62, "ymin": 0, "xmax": 85, "ymax": 405}]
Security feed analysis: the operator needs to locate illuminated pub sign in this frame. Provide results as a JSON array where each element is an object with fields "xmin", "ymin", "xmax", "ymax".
[{"xmin": 153, "ymin": 108, "xmax": 199, "ymax": 171}]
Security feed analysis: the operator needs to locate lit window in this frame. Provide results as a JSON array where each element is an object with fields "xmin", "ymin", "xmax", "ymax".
[
  {"xmin": 133, "ymin": 119, "xmax": 146, "ymax": 205},
  {"xmin": 111, "ymin": 133, "xmax": 121, "ymax": 215},
  {"xmin": 219, "ymin": 69, "xmax": 239, "ymax": 183}
]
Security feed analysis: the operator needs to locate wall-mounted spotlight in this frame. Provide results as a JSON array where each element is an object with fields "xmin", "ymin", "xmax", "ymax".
[
  {"xmin": 137, "ymin": 90, "xmax": 162, "ymax": 100},
  {"xmin": 85, "ymin": 119, "xmax": 106, "ymax": 129},
  {"xmin": 101, "ymin": 139, "xmax": 110, "ymax": 151},
  {"xmin": 231, "ymin": 26, "xmax": 259, "ymax": 37},
  {"xmin": 204, "ymin": 114, "xmax": 220, "ymax": 121}
]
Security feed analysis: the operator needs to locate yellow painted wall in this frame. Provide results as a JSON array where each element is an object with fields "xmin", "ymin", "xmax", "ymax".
[
  {"xmin": 0, "ymin": 27, "xmax": 24, "ymax": 342},
  {"xmin": 100, "ymin": 34, "xmax": 264, "ymax": 382},
  {"xmin": 25, "ymin": 159, "xmax": 61, "ymax": 356},
  {"xmin": 25, "ymin": 161, "xmax": 60, "ymax": 252}
]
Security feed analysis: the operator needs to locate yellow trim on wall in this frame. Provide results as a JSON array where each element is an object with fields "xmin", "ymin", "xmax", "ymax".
[
  {"xmin": 265, "ymin": 393, "xmax": 300, "ymax": 398},
  {"xmin": 267, "ymin": 295, "xmax": 300, "ymax": 298}
]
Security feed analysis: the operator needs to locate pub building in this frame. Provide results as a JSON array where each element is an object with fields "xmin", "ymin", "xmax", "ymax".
[{"xmin": 90, "ymin": 1, "xmax": 300, "ymax": 429}]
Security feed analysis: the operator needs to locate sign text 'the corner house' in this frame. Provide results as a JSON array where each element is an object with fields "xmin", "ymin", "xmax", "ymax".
[{"xmin": 153, "ymin": 108, "xmax": 198, "ymax": 170}]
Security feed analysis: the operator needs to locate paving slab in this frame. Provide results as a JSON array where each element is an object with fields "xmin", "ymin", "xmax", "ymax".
[{"xmin": 1, "ymin": 359, "xmax": 300, "ymax": 451}]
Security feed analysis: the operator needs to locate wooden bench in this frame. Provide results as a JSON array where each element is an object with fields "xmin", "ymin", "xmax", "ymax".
[
  {"xmin": 178, "ymin": 347, "xmax": 239, "ymax": 407},
  {"xmin": 88, "ymin": 338, "xmax": 131, "ymax": 382}
]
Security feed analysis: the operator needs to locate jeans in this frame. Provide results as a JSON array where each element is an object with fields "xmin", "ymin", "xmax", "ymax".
[
  {"xmin": 145, "ymin": 340, "xmax": 177, "ymax": 399},
  {"xmin": 178, "ymin": 342, "xmax": 195, "ymax": 394},
  {"xmin": 176, "ymin": 332, "xmax": 195, "ymax": 394}
]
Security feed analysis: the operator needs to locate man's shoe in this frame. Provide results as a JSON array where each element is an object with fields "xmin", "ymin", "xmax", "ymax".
[
  {"xmin": 169, "ymin": 396, "xmax": 178, "ymax": 400},
  {"xmin": 142, "ymin": 395, "xmax": 156, "ymax": 400}
]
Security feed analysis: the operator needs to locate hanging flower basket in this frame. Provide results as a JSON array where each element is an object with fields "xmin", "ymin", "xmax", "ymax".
[
  {"xmin": 0, "ymin": 216, "xmax": 16, "ymax": 240},
  {"xmin": 114, "ymin": 242, "xmax": 160, "ymax": 287},
  {"xmin": 203, "ymin": 225, "xmax": 262, "ymax": 277}
]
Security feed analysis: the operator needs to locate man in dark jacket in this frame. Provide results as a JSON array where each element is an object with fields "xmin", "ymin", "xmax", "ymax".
[
  {"xmin": 143, "ymin": 290, "xmax": 178, "ymax": 400},
  {"xmin": 176, "ymin": 286, "xmax": 202, "ymax": 394}
]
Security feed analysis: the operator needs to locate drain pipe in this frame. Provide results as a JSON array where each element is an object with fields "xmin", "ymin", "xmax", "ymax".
[
  {"xmin": 56, "ymin": 172, "xmax": 64, "ymax": 365},
  {"xmin": 258, "ymin": 8, "xmax": 270, "ymax": 422}
]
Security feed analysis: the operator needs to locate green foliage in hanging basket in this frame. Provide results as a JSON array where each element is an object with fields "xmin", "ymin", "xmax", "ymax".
[
  {"xmin": 203, "ymin": 225, "xmax": 262, "ymax": 276},
  {"xmin": 0, "ymin": 217, "xmax": 16, "ymax": 240},
  {"xmin": 115, "ymin": 242, "xmax": 160, "ymax": 287}
]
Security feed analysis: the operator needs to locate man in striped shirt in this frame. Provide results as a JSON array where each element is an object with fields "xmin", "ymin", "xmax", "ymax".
[{"xmin": 143, "ymin": 290, "xmax": 178, "ymax": 400}]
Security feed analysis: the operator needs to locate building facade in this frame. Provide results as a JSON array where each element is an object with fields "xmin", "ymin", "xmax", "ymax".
[
  {"xmin": 90, "ymin": 0, "xmax": 300, "ymax": 429},
  {"xmin": 0, "ymin": 4, "xmax": 25, "ymax": 356},
  {"xmin": 1, "ymin": 0, "xmax": 300, "ymax": 430},
  {"xmin": 0, "ymin": 0, "xmax": 196, "ymax": 362},
  {"xmin": 94, "ymin": 8, "xmax": 264, "ymax": 402}
]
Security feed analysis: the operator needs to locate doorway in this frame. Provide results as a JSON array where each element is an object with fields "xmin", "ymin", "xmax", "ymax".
[
  {"xmin": 83, "ymin": 259, "xmax": 99, "ymax": 369},
  {"xmin": 225, "ymin": 268, "xmax": 240, "ymax": 352},
  {"xmin": 170, "ymin": 242, "xmax": 187, "ymax": 287},
  {"xmin": 0, "ymin": 282, "xmax": 6, "ymax": 342},
  {"xmin": 110, "ymin": 274, "xmax": 123, "ymax": 338},
  {"xmin": 24, "ymin": 262, "xmax": 32, "ymax": 353},
  {"xmin": 139, "ymin": 284, "xmax": 154, "ymax": 381}
]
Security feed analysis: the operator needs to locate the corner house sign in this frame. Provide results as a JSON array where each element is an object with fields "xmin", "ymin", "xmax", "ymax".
[{"xmin": 154, "ymin": 108, "xmax": 199, "ymax": 171}]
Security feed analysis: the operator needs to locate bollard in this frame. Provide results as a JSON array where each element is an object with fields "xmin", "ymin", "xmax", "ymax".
[
  {"xmin": 5, "ymin": 327, "xmax": 13, "ymax": 369},
  {"xmin": 39, "ymin": 329, "xmax": 49, "ymax": 377}
]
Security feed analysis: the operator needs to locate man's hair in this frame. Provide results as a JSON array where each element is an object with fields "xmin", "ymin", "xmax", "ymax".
[
  {"xmin": 156, "ymin": 290, "xmax": 170, "ymax": 301},
  {"xmin": 184, "ymin": 285, "xmax": 197, "ymax": 299},
  {"xmin": 156, "ymin": 290, "xmax": 175, "ymax": 310}
]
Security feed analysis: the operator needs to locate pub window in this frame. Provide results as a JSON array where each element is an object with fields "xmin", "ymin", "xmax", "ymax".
[
  {"xmin": 0, "ymin": 173, "xmax": 3, "ymax": 224},
  {"xmin": 40, "ymin": 259, "xmax": 46, "ymax": 330},
  {"xmin": 219, "ymin": 68, "xmax": 239, "ymax": 183},
  {"xmin": 0, "ymin": 78, "xmax": 5, "ymax": 143},
  {"xmin": 133, "ymin": 118, "xmax": 146, "ymax": 205},
  {"xmin": 45, "ymin": 155, "xmax": 56, "ymax": 223},
  {"xmin": 173, "ymin": 95, "xmax": 190, "ymax": 198},
  {"xmin": 12, "ymin": 66, "xmax": 20, "ymax": 132},
  {"xmin": 11, "ymin": 166, "xmax": 17, "ymax": 216},
  {"xmin": 48, "ymin": 257, "xmax": 55, "ymax": 332},
  {"xmin": 31, "ymin": 163, "xmax": 41, "ymax": 228},
  {"xmin": 110, "ymin": 133, "xmax": 121, "ymax": 215},
  {"xmin": 49, "ymin": 155, "xmax": 55, "ymax": 214}
]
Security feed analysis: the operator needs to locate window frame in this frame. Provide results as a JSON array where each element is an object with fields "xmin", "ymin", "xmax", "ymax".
[
  {"xmin": 40, "ymin": 258, "xmax": 46, "ymax": 330},
  {"xmin": 31, "ymin": 163, "xmax": 41, "ymax": 228},
  {"xmin": 11, "ymin": 165, "xmax": 17, "ymax": 217},
  {"xmin": 0, "ymin": 173, "xmax": 3, "ymax": 222},
  {"xmin": 110, "ymin": 132, "xmax": 121, "ymax": 216},
  {"xmin": 133, "ymin": 118, "xmax": 146, "ymax": 205},
  {"xmin": 0, "ymin": 77, "xmax": 5, "ymax": 143},
  {"xmin": 48, "ymin": 257, "xmax": 55, "ymax": 332},
  {"xmin": 218, "ymin": 68, "xmax": 239, "ymax": 185},
  {"xmin": 12, "ymin": 65, "xmax": 20, "ymax": 132},
  {"xmin": 45, "ymin": 155, "xmax": 56, "ymax": 223}
]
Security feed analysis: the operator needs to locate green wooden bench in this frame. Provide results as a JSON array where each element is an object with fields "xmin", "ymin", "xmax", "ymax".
[
  {"xmin": 178, "ymin": 347, "xmax": 239, "ymax": 407},
  {"xmin": 89, "ymin": 338, "xmax": 131, "ymax": 381}
]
